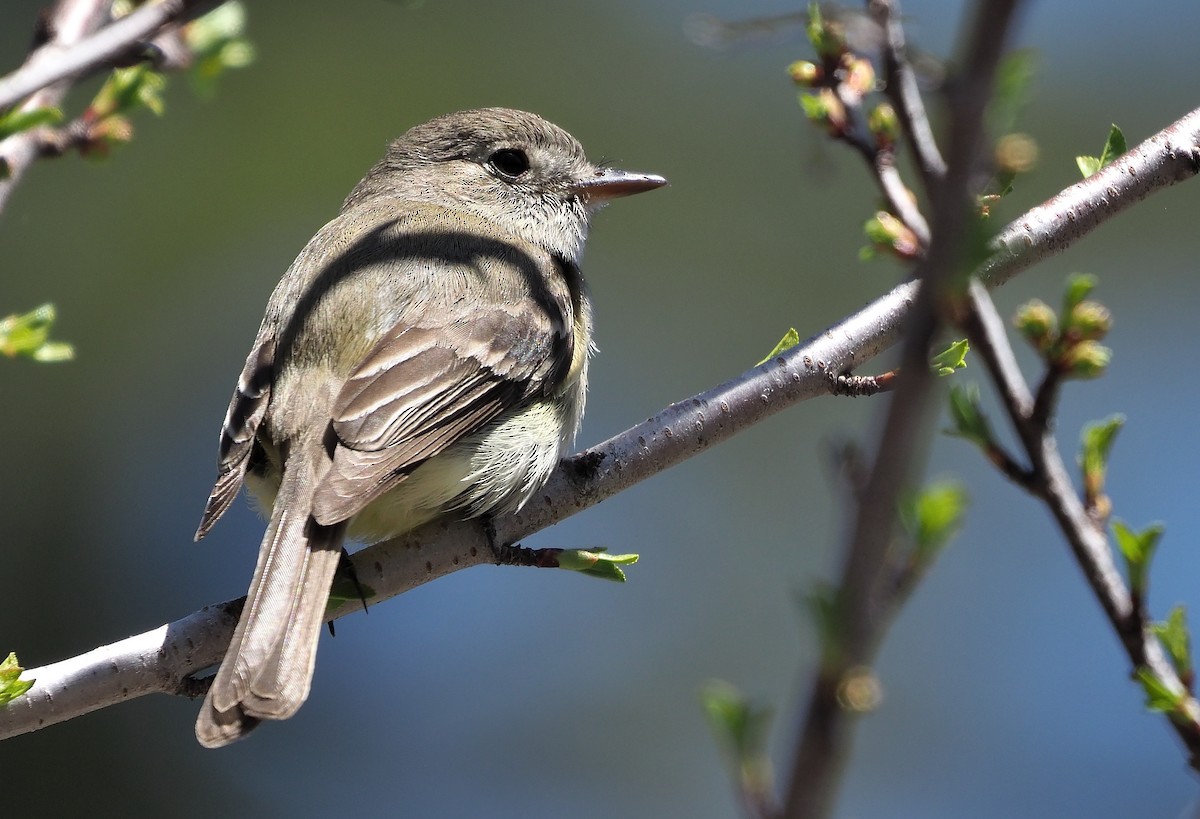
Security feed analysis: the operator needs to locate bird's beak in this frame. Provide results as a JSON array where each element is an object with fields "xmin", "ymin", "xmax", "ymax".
[{"xmin": 573, "ymin": 168, "xmax": 667, "ymax": 203}]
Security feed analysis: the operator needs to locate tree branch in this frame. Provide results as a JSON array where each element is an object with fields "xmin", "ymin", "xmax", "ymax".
[
  {"xmin": 961, "ymin": 280, "xmax": 1200, "ymax": 765},
  {"xmin": 1, "ymin": 100, "xmax": 1198, "ymax": 745},
  {"xmin": 783, "ymin": 1, "xmax": 1024, "ymax": 815},
  {"xmin": 0, "ymin": 0, "xmax": 219, "ymax": 215},
  {"xmin": 870, "ymin": 0, "xmax": 947, "ymax": 190}
]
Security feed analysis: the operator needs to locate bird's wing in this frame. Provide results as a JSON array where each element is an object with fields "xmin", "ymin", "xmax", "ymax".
[
  {"xmin": 195, "ymin": 334, "xmax": 275, "ymax": 540},
  {"xmin": 310, "ymin": 248, "xmax": 575, "ymax": 526}
]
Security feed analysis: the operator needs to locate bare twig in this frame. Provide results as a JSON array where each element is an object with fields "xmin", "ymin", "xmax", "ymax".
[
  {"xmin": 782, "ymin": 2, "xmax": 1025, "ymax": 817},
  {"xmin": 828, "ymin": 84, "xmax": 932, "ymax": 249},
  {"xmin": 1, "ymin": 96, "xmax": 1198, "ymax": 746},
  {"xmin": 869, "ymin": 0, "xmax": 948, "ymax": 189}
]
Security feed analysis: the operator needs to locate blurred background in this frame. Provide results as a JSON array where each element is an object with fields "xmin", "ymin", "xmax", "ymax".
[{"xmin": 2, "ymin": 1, "xmax": 1199, "ymax": 816}]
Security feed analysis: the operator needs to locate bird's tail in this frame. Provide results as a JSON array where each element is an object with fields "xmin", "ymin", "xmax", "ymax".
[{"xmin": 196, "ymin": 450, "xmax": 346, "ymax": 748}]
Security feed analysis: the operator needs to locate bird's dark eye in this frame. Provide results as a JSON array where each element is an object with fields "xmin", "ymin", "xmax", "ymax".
[{"xmin": 488, "ymin": 149, "xmax": 530, "ymax": 180}]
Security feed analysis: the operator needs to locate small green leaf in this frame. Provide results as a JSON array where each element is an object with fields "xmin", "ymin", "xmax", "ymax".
[
  {"xmin": 989, "ymin": 49, "xmax": 1037, "ymax": 133},
  {"xmin": 805, "ymin": 1, "xmax": 844, "ymax": 58},
  {"xmin": 700, "ymin": 679, "xmax": 774, "ymax": 794},
  {"xmin": 1098, "ymin": 124, "xmax": 1127, "ymax": 168},
  {"xmin": 1076, "ymin": 124, "xmax": 1126, "ymax": 177},
  {"xmin": 1075, "ymin": 155, "xmax": 1101, "ymax": 178},
  {"xmin": 945, "ymin": 384, "xmax": 994, "ymax": 449},
  {"xmin": 556, "ymin": 548, "xmax": 638, "ymax": 582},
  {"xmin": 1079, "ymin": 414, "xmax": 1124, "ymax": 497},
  {"xmin": 931, "ymin": 339, "xmax": 969, "ymax": 376},
  {"xmin": 1062, "ymin": 274, "xmax": 1097, "ymax": 314},
  {"xmin": 1152, "ymin": 605, "xmax": 1193, "ymax": 682},
  {"xmin": 900, "ymin": 481, "xmax": 969, "ymax": 562},
  {"xmin": 0, "ymin": 653, "xmax": 34, "ymax": 706},
  {"xmin": 1135, "ymin": 666, "xmax": 1187, "ymax": 714},
  {"xmin": 0, "ymin": 303, "xmax": 74, "ymax": 362},
  {"xmin": 90, "ymin": 65, "xmax": 166, "ymax": 120},
  {"xmin": 804, "ymin": 581, "xmax": 842, "ymax": 666},
  {"xmin": 1111, "ymin": 519, "xmax": 1164, "ymax": 598},
  {"xmin": 758, "ymin": 328, "xmax": 800, "ymax": 366},
  {"xmin": 0, "ymin": 106, "xmax": 62, "ymax": 140}
]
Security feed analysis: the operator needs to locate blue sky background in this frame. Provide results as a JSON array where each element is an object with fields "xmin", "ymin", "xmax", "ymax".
[{"xmin": 3, "ymin": 1, "xmax": 1200, "ymax": 816}]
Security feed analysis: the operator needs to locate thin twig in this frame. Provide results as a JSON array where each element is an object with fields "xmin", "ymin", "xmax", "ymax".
[
  {"xmin": 833, "ymin": 95, "xmax": 931, "ymax": 249},
  {"xmin": 961, "ymin": 279, "xmax": 1200, "ymax": 765},
  {"xmin": 869, "ymin": 0, "xmax": 948, "ymax": 189}
]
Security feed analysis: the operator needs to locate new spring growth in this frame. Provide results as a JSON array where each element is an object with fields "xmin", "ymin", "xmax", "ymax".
[
  {"xmin": 788, "ymin": 60, "xmax": 821, "ymax": 87},
  {"xmin": 868, "ymin": 103, "xmax": 899, "ymax": 150},
  {"xmin": 1013, "ymin": 299, "xmax": 1057, "ymax": 351}
]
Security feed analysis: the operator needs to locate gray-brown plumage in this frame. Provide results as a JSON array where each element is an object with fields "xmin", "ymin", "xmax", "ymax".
[{"xmin": 194, "ymin": 108, "xmax": 664, "ymax": 747}]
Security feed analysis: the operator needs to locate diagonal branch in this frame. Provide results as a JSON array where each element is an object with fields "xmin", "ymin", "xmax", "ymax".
[
  {"xmin": 870, "ymin": 0, "xmax": 947, "ymax": 190},
  {"xmin": 961, "ymin": 280, "xmax": 1200, "ymax": 764},
  {"xmin": 1, "ymin": 101, "xmax": 1198, "ymax": 744}
]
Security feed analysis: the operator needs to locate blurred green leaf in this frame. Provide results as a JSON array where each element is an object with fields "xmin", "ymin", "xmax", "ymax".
[
  {"xmin": 186, "ymin": 1, "xmax": 255, "ymax": 97},
  {"xmin": 0, "ymin": 106, "xmax": 62, "ymax": 140},
  {"xmin": 1061, "ymin": 273, "xmax": 1096, "ymax": 316},
  {"xmin": 900, "ymin": 481, "xmax": 969, "ymax": 562},
  {"xmin": 91, "ymin": 64, "xmax": 167, "ymax": 120},
  {"xmin": 700, "ymin": 679, "xmax": 774, "ymax": 796},
  {"xmin": 945, "ymin": 384, "xmax": 994, "ymax": 449},
  {"xmin": 758, "ymin": 328, "xmax": 800, "ymax": 366},
  {"xmin": 1079, "ymin": 414, "xmax": 1124, "ymax": 498},
  {"xmin": 0, "ymin": 304, "xmax": 74, "ymax": 362},
  {"xmin": 0, "ymin": 652, "xmax": 33, "ymax": 706},
  {"xmin": 1152, "ymin": 606, "xmax": 1193, "ymax": 683},
  {"xmin": 805, "ymin": 1, "xmax": 844, "ymax": 58},
  {"xmin": 1136, "ymin": 666, "xmax": 1186, "ymax": 714},
  {"xmin": 931, "ymin": 339, "xmax": 969, "ymax": 376},
  {"xmin": 1111, "ymin": 519, "xmax": 1163, "ymax": 599},
  {"xmin": 799, "ymin": 92, "xmax": 828, "ymax": 122},
  {"xmin": 989, "ymin": 49, "xmax": 1037, "ymax": 133}
]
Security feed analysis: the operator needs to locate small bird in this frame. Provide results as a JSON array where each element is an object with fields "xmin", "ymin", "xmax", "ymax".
[{"xmin": 193, "ymin": 108, "xmax": 665, "ymax": 747}]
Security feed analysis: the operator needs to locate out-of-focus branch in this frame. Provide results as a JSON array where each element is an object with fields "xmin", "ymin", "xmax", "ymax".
[
  {"xmin": 0, "ymin": 0, "xmax": 217, "ymax": 111},
  {"xmin": 869, "ymin": 0, "xmax": 947, "ymax": 190},
  {"xmin": 0, "ymin": 1, "xmax": 110, "ymax": 213},
  {"xmin": 1, "ymin": 94, "xmax": 1198, "ymax": 746},
  {"xmin": 782, "ymin": 1, "xmax": 1025, "ymax": 817},
  {"xmin": 0, "ymin": 0, "xmax": 219, "ymax": 215}
]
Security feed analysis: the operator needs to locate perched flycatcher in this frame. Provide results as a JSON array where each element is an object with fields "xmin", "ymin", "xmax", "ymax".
[{"xmin": 194, "ymin": 108, "xmax": 665, "ymax": 747}]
